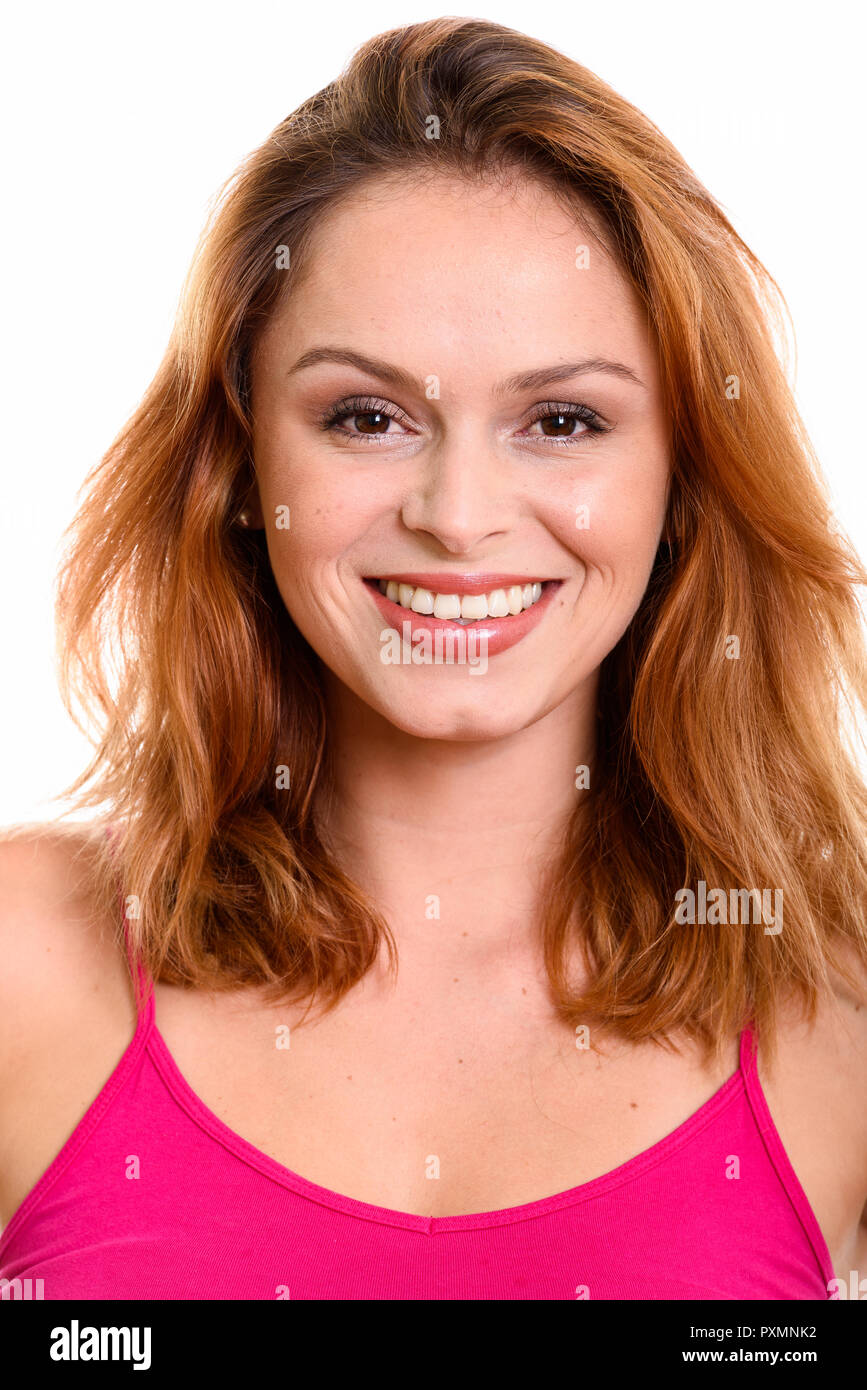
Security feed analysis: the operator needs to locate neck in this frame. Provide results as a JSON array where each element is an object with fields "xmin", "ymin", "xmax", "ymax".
[{"xmin": 315, "ymin": 674, "xmax": 597, "ymax": 971}]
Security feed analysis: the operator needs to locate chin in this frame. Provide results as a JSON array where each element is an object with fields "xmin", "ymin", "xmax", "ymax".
[{"xmin": 373, "ymin": 690, "xmax": 542, "ymax": 742}]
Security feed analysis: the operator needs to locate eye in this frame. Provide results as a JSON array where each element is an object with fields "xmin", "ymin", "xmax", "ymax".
[
  {"xmin": 318, "ymin": 395, "xmax": 414, "ymax": 441},
  {"xmin": 520, "ymin": 402, "xmax": 609, "ymax": 445},
  {"xmin": 317, "ymin": 395, "xmax": 611, "ymax": 447}
]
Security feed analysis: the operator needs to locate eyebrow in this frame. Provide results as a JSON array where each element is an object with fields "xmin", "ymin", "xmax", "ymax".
[{"xmin": 287, "ymin": 346, "xmax": 646, "ymax": 395}]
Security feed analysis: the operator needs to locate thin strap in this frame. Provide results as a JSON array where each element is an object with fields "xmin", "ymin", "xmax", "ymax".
[
  {"xmin": 104, "ymin": 824, "xmax": 155, "ymax": 1027},
  {"xmin": 739, "ymin": 1018, "xmax": 835, "ymax": 1289},
  {"xmin": 739, "ymin": 1020, "xmax": 758, "ymax": 1078}
]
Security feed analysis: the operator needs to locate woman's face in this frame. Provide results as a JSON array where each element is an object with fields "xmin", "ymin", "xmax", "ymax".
[{"xmin": 250, "ymin": 173, "xmax": 671, "ymax": 740}]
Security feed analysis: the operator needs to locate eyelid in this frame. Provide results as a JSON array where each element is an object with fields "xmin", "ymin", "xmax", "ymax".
[
  {"xmin": 521, "ymin": 399, "xmax": 608, "ymax": 428},
  {"xmin": 321, "ymin": 394, "xmax": 416, "ymax": 428}
]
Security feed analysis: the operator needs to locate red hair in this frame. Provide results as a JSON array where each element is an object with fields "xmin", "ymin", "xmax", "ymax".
[{"xmin": 54, "ymin": 17, "xmax": 867, "ymax": 1065}]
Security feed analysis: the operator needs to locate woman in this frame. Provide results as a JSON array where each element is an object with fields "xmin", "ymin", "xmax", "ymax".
[{"xmin": 0, "ymin": 17, "xmax": 865, "ymax": 1301}]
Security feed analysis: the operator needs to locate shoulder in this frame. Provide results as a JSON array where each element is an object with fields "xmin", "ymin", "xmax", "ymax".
[
  {"xmin": 761, "ymin": 942, "xmax": 867, "ymax": 1154},
  {"xmin": 0, "ymin": 821, "xmax": 134, "ymax": 1118},
  {"xmin": 760, "ymin": 934, "xmax": 867, "ymax": 1079},
  {"xmin": 757, "ymin": 943, "xmax": 867, "ymax": 1265},
  {"xmin": 0, "ymin": 819, "xmax": 129, "ymax": 991}
]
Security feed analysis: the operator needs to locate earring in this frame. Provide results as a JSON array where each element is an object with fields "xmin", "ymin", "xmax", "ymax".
[{"xmin": 236, "ymin": 508, "xmax": 252, "ymax": 527}]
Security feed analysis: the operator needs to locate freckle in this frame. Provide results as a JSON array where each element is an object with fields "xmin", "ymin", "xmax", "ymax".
[
  {"xmin": 462, "ymin": 931, "xmax": 468, "ymax": 937},
  {"xmin": 453, "ymin": 977, "xmax": 459, "ymax": 983},
  {"xmin": 457, "ymin": 1058, "xmax": 463, "ymax": 1063},
  {"xmin": 630, "ymin": 1101, "xmax": 638, "ymax": 1109},
  {"xmin": 346, "ymin": 1075, "xmax": 352, "ymax": 1081},
  {"xmin": 521, "ymin": 987, "xmax": 526, "ymax": 995}
]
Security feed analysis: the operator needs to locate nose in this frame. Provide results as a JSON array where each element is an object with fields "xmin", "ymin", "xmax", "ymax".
[{"xmin": 399, "ymin": 430, "xmax": 517, "ymax": 553}]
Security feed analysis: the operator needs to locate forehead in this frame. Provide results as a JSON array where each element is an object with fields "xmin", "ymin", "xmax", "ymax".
[{"xmin": 259, "ymin": 171, "xmax": 654, "ymax": 381}]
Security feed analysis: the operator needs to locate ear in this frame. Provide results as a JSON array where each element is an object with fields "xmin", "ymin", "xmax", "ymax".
[{"xmin": 236, "ymin": 477, "xmax": 265, "ymax": 530}]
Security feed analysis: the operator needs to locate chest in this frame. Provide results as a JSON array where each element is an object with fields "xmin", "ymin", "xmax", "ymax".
[{"xmin": 152, "ymin": 979, "xmax": 741, "ymax": 1219}]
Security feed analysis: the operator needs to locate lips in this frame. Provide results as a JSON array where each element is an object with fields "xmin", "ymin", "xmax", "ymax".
[{"xmin": 363, "ymin": 576, "xmax": 562, "ymax": 658}]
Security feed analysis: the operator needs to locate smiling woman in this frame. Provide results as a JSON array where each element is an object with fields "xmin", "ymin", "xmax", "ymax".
[
  {"xmin": 1, "ymin": 15, "xmax": 866, "ymax": 1304},
  {"xmin": 247, "ymin": 172, "xmax": 670, "ymax": 734}
]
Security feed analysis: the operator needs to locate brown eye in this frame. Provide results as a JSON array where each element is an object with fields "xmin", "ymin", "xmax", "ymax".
[
  {"xmin": 522, "ymin": 402, "xmax": 608, "ymax": 444},
  {"xmin": 354, "ymin": 411, "xmax": 391, "ymax": 434},
  {"xmin": 539, "ymin": 413, "xmax": 578, "ymax": 437}
]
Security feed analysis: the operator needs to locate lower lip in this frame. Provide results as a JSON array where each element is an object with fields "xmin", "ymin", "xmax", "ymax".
[{"xmin": 363, "ymin": 580, "xmax": 562, "ymax": 657}]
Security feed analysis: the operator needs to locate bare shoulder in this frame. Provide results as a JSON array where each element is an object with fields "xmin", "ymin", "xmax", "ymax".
[
  {"xmin": 0, "ymin": 820, "xmax": 131, "ymax": 1032},
  {"xmin": 766, "ymin": 939, "xmax": 867, "ymax": 1105},
  {"xmin": 757, "ymin": 940, "xmax": 867, "ymax": 1268},
  {"xmin": 0, "ymin": 821, "xmax": 136, "ymax": 1223}
]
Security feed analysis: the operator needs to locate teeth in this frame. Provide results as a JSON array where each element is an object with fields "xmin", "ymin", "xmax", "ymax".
[
  {"xmin": 433, "ymin": 593, "xmax": 461, "ymax": 619},
  {"xmin": 410, "ymin": 588, "xmax": 434, "ymax": 615},
  {"xmin": 375, "ymin": 579, "xmax": 547, "ymax": 621},
  {"xmin": 460, "ymin": 593, "xmax": 488, "ymax": 620}
]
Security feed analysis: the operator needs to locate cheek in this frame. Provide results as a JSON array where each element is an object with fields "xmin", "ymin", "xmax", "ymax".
[
  {"xmin": 544, "ymin": 458, "xmax": 667, "ymax": 582},
  {"xmin": 255, "ymin": 440, "xmax": 386, "ymax": 595}
]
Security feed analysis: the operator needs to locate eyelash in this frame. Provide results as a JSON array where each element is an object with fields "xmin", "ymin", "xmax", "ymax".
[{"xmin": 317, "ymin": 395, "xmax": 611, "ymax": 447}]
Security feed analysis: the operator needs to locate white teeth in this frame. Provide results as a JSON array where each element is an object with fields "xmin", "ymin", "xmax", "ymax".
[
  {"xmin": 374, "ymin": 579, "xmax": 548, "ymax": 621},
  {"xmin": 433, "ymin": 593, "xmax": 461, "ymax": 619},
  {"xmin": 460, "ymin": 593, "xmax": 488, "ymax": 620},
  {"xmin": 410, "ymin": 586, "xmax": 435, "ymax": 614}
]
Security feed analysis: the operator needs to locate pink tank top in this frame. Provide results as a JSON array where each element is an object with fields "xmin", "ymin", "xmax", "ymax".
[{"xmin": 0, "ymin": 898, "xmax": 835, "ymax": 1300}]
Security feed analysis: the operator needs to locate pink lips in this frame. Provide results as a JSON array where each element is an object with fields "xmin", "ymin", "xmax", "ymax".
[{"xmin": 364, "ymin": 577, "xmax": 562, "ymax": 657}]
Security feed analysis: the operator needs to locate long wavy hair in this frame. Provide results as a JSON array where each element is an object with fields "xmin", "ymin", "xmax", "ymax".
[{"xmin": 54, "ymin": 16, "xmax": 867, "ymax": 1065}]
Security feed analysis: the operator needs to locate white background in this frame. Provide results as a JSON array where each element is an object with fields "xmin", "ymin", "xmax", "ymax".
[{"xmin": 2, "ymin": 0, "xmax": 864, "ymax": 824}]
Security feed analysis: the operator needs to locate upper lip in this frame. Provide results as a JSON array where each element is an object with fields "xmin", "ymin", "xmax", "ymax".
[{"xmin": 367, "ymin": 573, "xmax": 556, "ymax": 597}]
